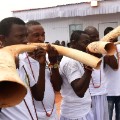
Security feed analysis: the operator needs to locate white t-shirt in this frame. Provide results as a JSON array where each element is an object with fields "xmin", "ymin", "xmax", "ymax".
[
  {"xmin": 105, "ymin": 44, "xmax": 120, "ymax": 96},
  {"xmin": 89, "ymin": 60, "xmax": 107, "ymax": 96},
  {"xmin": 0, "ymin": 53, "xmax": 37, "ymax": 120},
  {"xmin": 24, "ymin": 55, "xmax": 57, "ymax": 119},
  {"xmin": 59, "ymin": 56, "xmax": 91, "ymax": 119}
]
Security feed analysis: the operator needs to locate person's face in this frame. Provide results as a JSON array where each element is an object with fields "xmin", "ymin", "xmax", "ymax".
[
  {"xmin": 4, "ymin": 24, "xmax": 28, "ymax": 46},
  {"xmin": 61, "ymin": 41, "xmax": 65, "ymax": 46},
  {"xmin": 71, "ymin": 33, "xmax": 90, "ymax": 52},
  {"xmin": 27, "ymin": 25, "xmax": 45, "ymax": 43}
]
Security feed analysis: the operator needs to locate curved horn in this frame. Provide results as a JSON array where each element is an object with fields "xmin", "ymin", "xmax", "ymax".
[
  {"xmin": 87, "ymin": 41, "xmax": 116, "ymax": 55},
  {"xmin": 28, "ymin": 43, "xmax": 101, "ymax": 69},
  {"xmin": 0, "ymin": 44, "xmax": 38, "ymax": 108},
  {"xmin": 0, "ymin": 43, "xmax": 101, "ymax": 107},
  {"xmin": 0, "ymin": 51, "xmax": 26, "ymax": 107},
  {"xmin": 101, "ymin": 26, "xmax": 120, "ymax": 42}
]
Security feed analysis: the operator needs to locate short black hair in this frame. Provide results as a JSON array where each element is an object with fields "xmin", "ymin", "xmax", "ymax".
[
  {"xmin": 54, "ymin": 40, "xmax": 60, "ymax": 45},
  {"xmin": 67, "ymin": 42, "xmax": 71, "ymax": 47},
  {"xmin": 70, "ymin": 30, "xmax": 86, "ymax": 43},
  {"xmin": 0, "ymin": 17, "xmax": 25, "ymax": 36},
  {"xmin": 26, "ymin": 20, "xmax": 40, "ymax": 26},
  {"xmin": 104, "ymin": 27, "xmax": 114, "ymax": 36}
]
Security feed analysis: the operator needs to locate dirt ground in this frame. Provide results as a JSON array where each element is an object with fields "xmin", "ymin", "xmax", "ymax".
[{"xmin": 55, "ymin": 92, "xmax": 62, "ymax": 116}]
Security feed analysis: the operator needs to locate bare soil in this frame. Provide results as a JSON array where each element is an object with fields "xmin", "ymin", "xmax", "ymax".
[{"xmin": 55, "ymin": 92, "xmax": 62, "ymax": 116}]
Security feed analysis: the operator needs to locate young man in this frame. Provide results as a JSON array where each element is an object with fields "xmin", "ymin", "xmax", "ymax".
[
  {"xmin": 59, "ymin": 30, "xmax": 93, "ymax": 120},
  {"xmin": 84, "ymin": 26, "xmax": 109, "ymax": 120},
  {"xmin": 26, "ymin": 20, "xmax": 62, "ymax": 120},
  {"xmin": 104, "ymin": 27, "xmax": 120, "ymax": 120},
  {"xmin": 0, "ymin": 17, "xmax": 38, "ymax": 120}
]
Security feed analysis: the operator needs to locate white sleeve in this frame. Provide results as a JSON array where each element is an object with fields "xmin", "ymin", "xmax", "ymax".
[{"xmin": 63, "ymin": 61, "xmax": 82, "ymax": 83}]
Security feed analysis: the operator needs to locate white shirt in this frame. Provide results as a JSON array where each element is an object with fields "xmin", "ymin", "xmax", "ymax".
[
  {"xmin": 105, "ymin": 44, "xmax": 120, "ymax": 96},
  {"xmin": 59, "ymin": 56, "xmax": 91, "ymax": 119},
  {"xmin": 89, "ymin": 60, "xmax": 107, "ymax": 96},
  {"xmin": 25, "ymin": 55, "xmax": 57, "ymax": 119},
  {"xmin": 0, "ymin": 53, "xmax": 37, "ymax": 120}
]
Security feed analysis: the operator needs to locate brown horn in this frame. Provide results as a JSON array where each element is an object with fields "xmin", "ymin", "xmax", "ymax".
[
  {"xmin": 28, "ymin": 43, "xmax": 101, "ymax": 69},
  {"xmin": 0, "ymin": 44, "xmax": 38, "ymax": 108},
  {"xmin": 87, "ymin": 41, "xmax": 116, "ymax": 55},
  {"xmin": 101, "ymin": 26, "xmax": 120, "ymax": 42},
  {"xmin": 0, "ymin": 43, "xmax": 101, "ymax": 108}
]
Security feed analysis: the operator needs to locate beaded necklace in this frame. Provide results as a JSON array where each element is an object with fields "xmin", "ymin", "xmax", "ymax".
[
  {"xmin": 23, "ymin": 99, "xmax": 34, "ymax": 120},
  {"xmin": 26, "ymin": 54, "xmax": 55, "ymax": 117},
  {"xmin": 23, "ymin": 66, "xmax": 38, "ymax": 120}
]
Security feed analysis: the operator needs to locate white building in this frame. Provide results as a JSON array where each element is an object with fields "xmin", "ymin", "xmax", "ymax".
[{"xmin": 12, "ymin": 0, "xmax": 120, "ymax": 44}]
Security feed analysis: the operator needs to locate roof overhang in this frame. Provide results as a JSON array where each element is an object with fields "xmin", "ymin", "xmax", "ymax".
[{"xmin": 12, "ymin": 0, "xmax": 120, "ymax": 21}]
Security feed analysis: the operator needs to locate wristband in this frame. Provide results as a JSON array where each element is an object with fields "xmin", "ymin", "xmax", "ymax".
[
  {"xmin": 48, "ymin": 63, "xmax": 59, "ymax": 69},
  {"xmin": 85, "ymin": 66, "xmax": 93, "ymax": 71}
]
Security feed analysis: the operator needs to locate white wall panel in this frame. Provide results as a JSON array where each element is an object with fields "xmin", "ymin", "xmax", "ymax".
[{"xmin": 38, "ymin": 13, "xmax": 120, "ymax": 44}]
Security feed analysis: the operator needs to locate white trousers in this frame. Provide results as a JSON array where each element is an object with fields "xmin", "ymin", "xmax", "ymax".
[
  {"xmin": 60, "ymin": 110, "xmax": 94, "ymax": 120},
  {"xmin": 91, "ymin": 95, "xmax": 109, "ymax": 120}
]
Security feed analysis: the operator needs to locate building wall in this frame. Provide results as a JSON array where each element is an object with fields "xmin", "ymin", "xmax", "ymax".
[{"xmin": 38, "ymin": 13, "xmax": 120, "ymax": 44}]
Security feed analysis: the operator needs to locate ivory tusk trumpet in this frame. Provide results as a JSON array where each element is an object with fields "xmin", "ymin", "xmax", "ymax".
[
  {"xmin": 0, "ymin": 44, "xmax": 38, "ymax": 108},
  {"xmin": 0, "ymin": 43, "xmax": 102, "ymax": 107},
  {"xmin": 87, "ymin": 41, "xmax": 116, "ymax": 55},
  {"xmin": 101, "ymin": 26, "xmax": 120, "ymax": 42},
  {"xmin": 28, "ymin": 43, "xmax": 102, "ymax": 69}
]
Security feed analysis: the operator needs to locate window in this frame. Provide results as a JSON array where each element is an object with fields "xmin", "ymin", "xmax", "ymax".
[
  {"xmin": 69, "ymin": 24, "xmax": 83, "ymax": 37},
  {"xmin": 98, "ymin": 22, "xmax": 118, "ymax": 39}
]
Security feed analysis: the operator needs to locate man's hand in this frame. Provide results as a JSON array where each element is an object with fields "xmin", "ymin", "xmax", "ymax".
[
  {"xmin": 47, "ymin": 44, "xmax": 58, "ymax": 64},
  {"xmin": 28, "ymin": 47, "xmax": 46, "ymax": 65}
]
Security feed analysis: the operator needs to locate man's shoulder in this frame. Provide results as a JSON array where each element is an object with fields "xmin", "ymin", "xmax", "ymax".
[{"xmin": 61, "ymin": 56, "xmax": 78, "ymax": 63}]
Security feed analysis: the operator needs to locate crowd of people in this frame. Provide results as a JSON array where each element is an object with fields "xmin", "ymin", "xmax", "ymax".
[{"xmin": 0, "ymin": 17, "xmax": 120, "ymax": 120}]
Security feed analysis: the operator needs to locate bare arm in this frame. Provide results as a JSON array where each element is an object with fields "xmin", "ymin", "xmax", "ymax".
[
  {"xmin": 50, "ymin": 67, "xmax": 62, "ymax": 91},
  {"xmin": 47, "ymin": 44, "xmax": 62, "ymax": 91},
  {"xmin": 71, "ymin": 68, "xmax": 92, "ymax": 98},
  {"xmin": 30, "ymin": 48, "xmax": 46, "ymax": 101},
  {"xmin": 31, "ymin": 63, "xmax": 45, "ymax": 101},
  {"xmin": 104, "ymin": 55, "xmax": 118, "ymax": 69}
]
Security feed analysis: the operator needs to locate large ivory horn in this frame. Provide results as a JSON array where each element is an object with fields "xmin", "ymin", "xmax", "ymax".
[
  {"xmin": 101, "ymin": 26, "xmax": 120, "ymax": 42},
  {"xmin": 0, "ymin": 44, "xmax": 38, "ymax": 108},
  {"xmin": 87, "ymin": 41, "xmax": 116, "ymax": 55},
  {"xmin": 11, "ymin": 43, "xmax": 101, "ymax": 69},
  {"xmin": 0, "ymin": 43, "xmax": 101, "ymax": 107},
  {"xmin": 28, "ymin": 43, "xmax": 101, "ymax": 69}
]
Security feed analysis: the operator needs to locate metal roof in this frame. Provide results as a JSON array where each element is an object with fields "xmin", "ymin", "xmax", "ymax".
[{"xmin": 12, "ymin": 0, "xmax": 120, "ymax": 21}]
